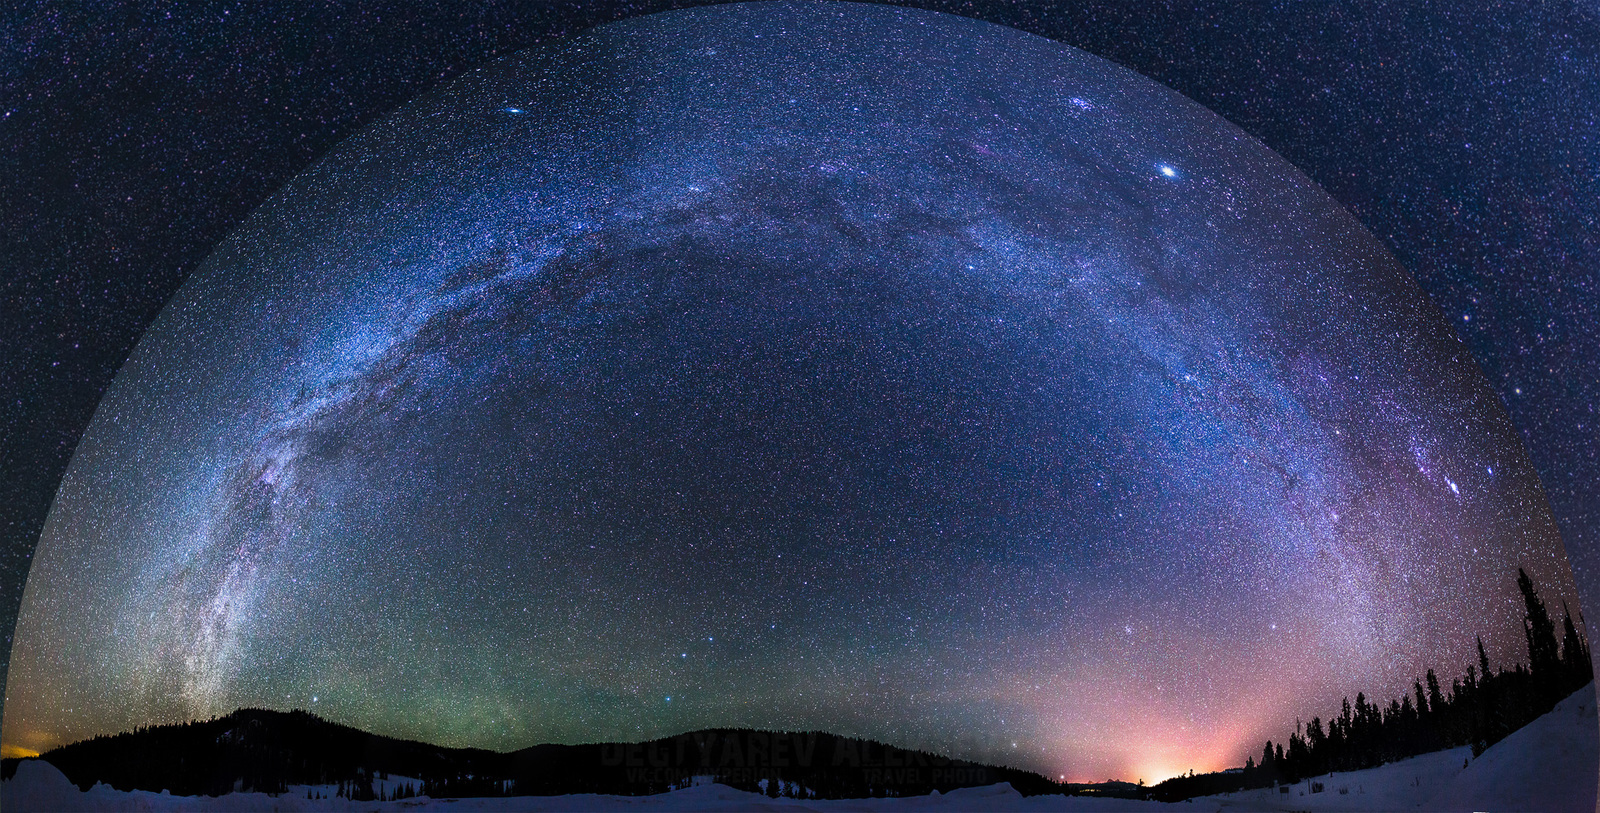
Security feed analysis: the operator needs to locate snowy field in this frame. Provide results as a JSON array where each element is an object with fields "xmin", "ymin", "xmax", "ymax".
[{"xmin": 5, "ymin": 684, "xmax": 1593, "ymax": 812}]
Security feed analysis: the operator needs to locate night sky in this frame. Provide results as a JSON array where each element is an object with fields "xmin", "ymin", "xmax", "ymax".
[{"xmin": 2, "ymin": 0, "xmax": 1596, "ymax": 787}]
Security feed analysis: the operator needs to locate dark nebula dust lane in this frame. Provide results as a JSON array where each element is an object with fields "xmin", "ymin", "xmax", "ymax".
[{"xmin": 1, "ymin": 2, "xmax": 1577, "ymax": 784}]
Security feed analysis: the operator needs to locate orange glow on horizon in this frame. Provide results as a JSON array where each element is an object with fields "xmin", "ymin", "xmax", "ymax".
[
  {"xmin": 1, "ymin": 744, "xmax": 41, "ymax": 759},
  {"xmin": 1058, "ymin": 754, "xmax": 1232, "ymax": 787}
]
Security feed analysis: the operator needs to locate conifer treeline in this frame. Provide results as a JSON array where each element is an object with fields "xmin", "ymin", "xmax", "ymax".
[{"xmin": 1151, "ymin": 568, "xmax": 1594, "ymax": 802}]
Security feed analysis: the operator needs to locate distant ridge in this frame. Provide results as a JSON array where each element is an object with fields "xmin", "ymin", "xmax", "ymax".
[{"xmin": 0, "ymin": 709, "xmax": 1092, "ymax": 800}]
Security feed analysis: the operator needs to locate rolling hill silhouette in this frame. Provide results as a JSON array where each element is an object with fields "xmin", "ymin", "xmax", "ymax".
[{"xmin": 1, "ymin": 709, "xmax": 1082, "ymax": 800}]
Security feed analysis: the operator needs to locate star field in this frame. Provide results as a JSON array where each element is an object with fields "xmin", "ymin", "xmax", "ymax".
[{"xmin": 1, "ymin": 4, "xmax": 1581, "ymax": 784}]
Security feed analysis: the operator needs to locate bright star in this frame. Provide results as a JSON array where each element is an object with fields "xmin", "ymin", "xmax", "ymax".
[
  {"xmin": 504, "ymin": 107, "xmax": 524, "ymax": 114},
  {"xmin": 1158, "ymin": 164, "xmax": 1179, "ymax": 178}
]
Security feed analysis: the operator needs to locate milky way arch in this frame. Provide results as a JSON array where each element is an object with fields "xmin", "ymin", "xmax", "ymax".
[{"xmin": 3, "ymin": 2, "xmax": 1573, "ymax": 782}]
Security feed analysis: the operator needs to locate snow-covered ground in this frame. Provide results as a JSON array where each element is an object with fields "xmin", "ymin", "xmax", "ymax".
[{"xmin": 6, "ymin": 684, "xmax": 1593, "ymax": 812}]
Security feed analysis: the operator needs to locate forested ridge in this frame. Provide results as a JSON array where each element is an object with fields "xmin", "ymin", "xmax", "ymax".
[{"xmin": 1150, "ymin": 568, "xmax": 1594, "ymax": 802}]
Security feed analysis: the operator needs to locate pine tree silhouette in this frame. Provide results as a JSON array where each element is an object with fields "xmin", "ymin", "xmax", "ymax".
[
  {"xmin": 1518, "ymin": 568, "xmax": 1561, "ymax": 680},
  {"xmin": 1560, "ymin": 601, "xmax": 1593, "ymax": 685}
]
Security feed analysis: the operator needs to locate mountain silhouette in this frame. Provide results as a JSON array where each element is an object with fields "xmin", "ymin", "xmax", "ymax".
[{"xmin": 2, "ymin": 709, "xmax": 1074, "ymax": 800}]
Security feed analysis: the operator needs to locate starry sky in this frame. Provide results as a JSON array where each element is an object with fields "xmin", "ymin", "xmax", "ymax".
[
  {"xmin": 1, "ymin": 0, "xmax": 1596, "ymax": 786},
  {"xmin": 1, "ymin": 3, "xmax": 1585, "ymax": 785}
]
